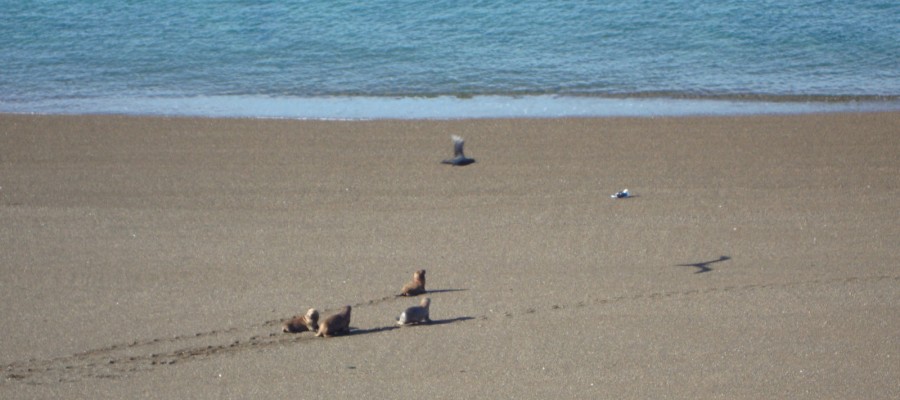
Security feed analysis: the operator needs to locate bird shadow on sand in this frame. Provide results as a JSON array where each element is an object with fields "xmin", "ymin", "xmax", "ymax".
[
  {"xmin": 675, "ymin": 255, "xmax": 731, "ymax": 274},
  {"xmin": 347, "ymin": 316, "xmax": 474, "ymax": 336}
]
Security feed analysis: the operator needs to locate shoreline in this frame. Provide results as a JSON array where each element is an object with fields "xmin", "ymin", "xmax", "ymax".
[
  {"xmin": 3, "ymin": 94, "xmax": 899, "ymax": 120},
  {"xmin": 1, "ymin": 112, "xmax": 897, "ymax": 398}
]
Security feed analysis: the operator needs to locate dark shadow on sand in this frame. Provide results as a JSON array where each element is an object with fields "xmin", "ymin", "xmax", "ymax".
[
  {"xmin": 675, "ymin": 255, "xmax": 731, "ymax": 274},
  {"xmin": 348, "ymin": 316, "xmax": 474, "ymax": 336},
  {"xmin": 399, "ymin": 316, "xmax": 475, "ymax": 328},
  {"xmin": 395, "ymin": 288, "xmax": 469, "ymax": 297},
  {"xmin": 347, "ymin": 326, "xmax": 399, "ymax": 336},
  {"xmin": 422, "ymin": 316, "xmax": 474, "ymax": 326},
  {"xmin": 424, "ymin": 288, "xmax": 469, "ymax": 295}
]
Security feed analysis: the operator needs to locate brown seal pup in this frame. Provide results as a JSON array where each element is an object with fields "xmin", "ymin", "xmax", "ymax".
[
  {"xmin": 400, "ymin": 269, "xmax": 426, "ymax": 296},
  {"xmin": 315, "ymin": 306, "xmax": 352, "ymax": 337},
  {"xmin": 397, "ymin": 297, "xmax": 431, "ymax": 325},
  {"xmin": 282, "ymin": 308, "xmax": 319, "ymax": 333}
]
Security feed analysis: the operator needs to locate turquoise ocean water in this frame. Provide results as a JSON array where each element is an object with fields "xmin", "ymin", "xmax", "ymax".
[{"xmin": 2, "ymin": 0, "xmax": 898, "ymax": 118}]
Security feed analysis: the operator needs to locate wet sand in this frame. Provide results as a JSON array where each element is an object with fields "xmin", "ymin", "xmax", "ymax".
[{"xmin": 1, "ymin": 113, "xmax": 898, "ymax": 398}]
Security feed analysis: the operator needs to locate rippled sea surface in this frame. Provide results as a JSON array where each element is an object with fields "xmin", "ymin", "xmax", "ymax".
[{"xmin": 2, "ymin": 0, "xmax": 898, "ymax": 118}]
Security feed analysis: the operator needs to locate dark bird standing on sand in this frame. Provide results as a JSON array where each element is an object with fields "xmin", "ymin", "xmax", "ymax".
[{"xmin": 441, "ymin": 135, "xmax": 475, "ymax": 166}]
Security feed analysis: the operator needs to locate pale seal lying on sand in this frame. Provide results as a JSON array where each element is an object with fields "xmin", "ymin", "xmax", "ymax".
[
  {"xmin": 397, "ymin": 297, "xmax": 432, "ymax": 325},
  {"xmin": 400, "ymin": 269, "xmax": 427, "ymax": 296},
  {"xmin": 441, "ymin": 135, "xmax": 475, "ymax": 166},
  {"xmin": 282, "ymin": 308, "xmax": 319, "ymax": 333},
  {"xmin": 316, "ymin": 306, "xmax": 352, "ymax": 337}
]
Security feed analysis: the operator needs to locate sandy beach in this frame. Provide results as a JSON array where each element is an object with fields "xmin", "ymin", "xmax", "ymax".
[{"xmin": 1, "ymin": 112, "xmax": 897, "ymax": 398}]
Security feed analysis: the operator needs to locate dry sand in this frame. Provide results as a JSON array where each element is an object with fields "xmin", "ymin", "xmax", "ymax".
[{"xmin": 1, "ymin": 112, "xmax": 898, "ymax": 398}]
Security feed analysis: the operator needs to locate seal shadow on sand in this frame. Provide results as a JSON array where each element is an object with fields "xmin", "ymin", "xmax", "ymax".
[
  {"xmin": 354, "ymin": 288, "xmax": 468, "ymax": 308},
  {"xmin": 394, "ymin": 288, "xmax": 469, "ymax": 297},
  {"xmin": 413, "ymin": 316, "xmax": 475, "ymax": 326},
  {"xmin": 675, "ymin": 255, "xmax": 731, "ymax": 274},
  {"xmin": 422, "ymin": 288, "xmax": 469, "ymax": 295},
  {"xmin": 347, "ymin": 317, "xmax": 475, "ymax": 336}
]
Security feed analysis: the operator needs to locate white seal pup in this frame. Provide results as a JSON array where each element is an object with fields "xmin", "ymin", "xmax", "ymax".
[
  {"xmin": 400, "ymin": 269, "xmax": 426, "ymax": 296},
  {"xmin": 441, "ymin": 135, "xmax": 475, "ymax": 166},
  {"xmin": 316, "ymin": 306, "xmax": 352, "ymax": 337},
  {"xmin": 397, "ymin": 297, "xmax": 431, "ymax": 325},
  {"xmin": 282, "ymin": 308, "xmax": 319, "ymax": 333}
]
